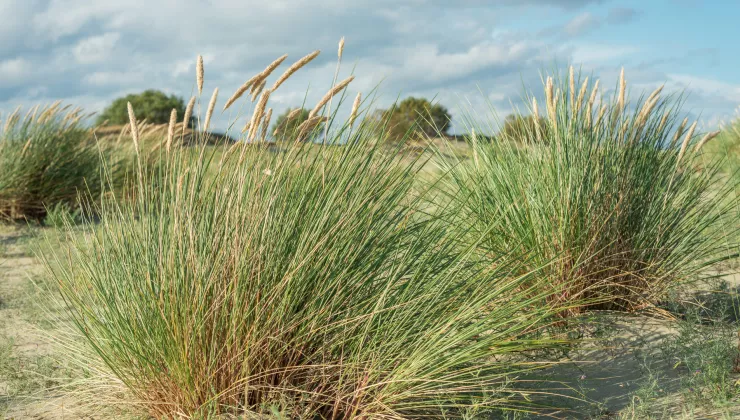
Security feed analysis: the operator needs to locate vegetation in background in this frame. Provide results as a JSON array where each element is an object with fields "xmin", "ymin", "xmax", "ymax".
[
  {"xmin": 371, "ymin": 97, "xmax": 452, "ymax": 142},
  {"xmin": 272, "ymin": 107, "xmax": 318, "ymax": 142},
  {"xmin": 440, "ymin": 68, "xmax": 736, "ymax": 315},
  {"xmin": 96, "ymin": 89, "xmax": 188, "ymax": 126},
  {"xmin": 703, "ymin": 109, "xmax": 740, "ymax": 180},
  {"xmin": 0, "ymin": 103, "xmax": 116, "ymax": 222},
  {"xmin": 499, "ymin": 114, "xmax": 547, "ymax": 143}
]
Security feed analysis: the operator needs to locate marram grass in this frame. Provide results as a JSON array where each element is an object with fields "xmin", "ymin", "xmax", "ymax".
[
  {"xmin": 0, "ymin": 104, "xmax": 116, "ymax": 221},
  {"xmin": 45, "ymin": 51, "xmax": 568, "ymax": 419},
  {"xmin": 439, "ymin": 68, "xmax": 737, "ymax": 315}
]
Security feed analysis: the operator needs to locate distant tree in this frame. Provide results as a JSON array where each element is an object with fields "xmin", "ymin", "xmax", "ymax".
[
  {"xmin": 499, "ymin": 114, "xmax": 547, "ymax": 143},
  {"xmin": 272, "ymin": 107, "xmax": 323, "ymax": 142},
  {"xmin": 96, "ymin": 90, "xmax": 187, "ymax": 126},
  {"xmin": 372, "ymin": 97, "xmax": 452, "ymax": 142}
]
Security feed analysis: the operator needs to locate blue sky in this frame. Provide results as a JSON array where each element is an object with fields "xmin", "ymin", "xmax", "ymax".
[{"xmin": 0, "ymin": 0, "xmax": 738, "ymax": 133}]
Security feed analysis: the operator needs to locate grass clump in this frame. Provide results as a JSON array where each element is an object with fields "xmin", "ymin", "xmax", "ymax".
[
  {"xmin": 45, "ymin": 53, "xmax": 566, "ymax": 419},
  {"xmin": 0, "ymin": 104, "xmax": 113, "ymax": 222},
  {"xmin": 440, "ymin": 68, "xmax": 736, "ymax": 315}
]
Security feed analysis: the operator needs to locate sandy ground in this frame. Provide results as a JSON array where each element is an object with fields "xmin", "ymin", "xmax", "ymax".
[
  {"xmin": 0, "ymin": 227, "xmax": 98, "ymax": 419},
  {"xmin": 1, "ymin": 226, "xmax": 739, "ymax": 419}
]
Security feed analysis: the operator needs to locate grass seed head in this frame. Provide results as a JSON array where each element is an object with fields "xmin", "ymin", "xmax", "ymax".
[
  {"xmin": 271, "ymin": 50, "xmax": 321, "ymax": 92},
  {"xmin": 183, "ymin": 96, "xmax": 195, "ymax": 131},
  {"xmin": 676, "ymin": 121, "xmax": 698, "ymax": 165},
  {"xmin": 127, "ymin": 102, "xmax": 140, "ymax": 151},
  {"xmin": 349, "ymin": 92, "xmax": 362, "ymax": 127},
  {"xmin": 309, "ymin": 76, "xmax": 355, "ymax": 118},
  {"xmin": 167, "ymin": 108, "xmax": 177, "ymax": 152},
  {"xmin": 261, "ymin": 108, "xmax": 273, "ymax": 141},
  {"xmin": 575, "ymin": 76, "xmax": 588, "ymax": 114},
  {"xmin": 617, "ymin": 67, "xmax": 626, "ymax": 112},
  {"xmin": 694, "ymin": 130, "xmax": 721, "ymax": 152},
  {"xmin": 249, "ymin": 89, "xmax": 271, "ymax": 141},
  {"xmin": 203, "ymin": 88, "xmax": 219, "ymax": 132},
  {"xmin": 569, "ymin": 66, "xmax": 575, "ymax": 110},
  {"xmin": 197, "ymin": 55, "xmax": 204, "ymax": 95}
]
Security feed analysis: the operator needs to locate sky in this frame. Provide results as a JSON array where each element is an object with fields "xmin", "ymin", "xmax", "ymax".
[{"xmin": 1, "ymin": 0, "xmax": 738, "ymax": 134}]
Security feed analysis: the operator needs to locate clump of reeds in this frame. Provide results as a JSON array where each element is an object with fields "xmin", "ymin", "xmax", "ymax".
[
  {"xmin": 0, "ymin": 104, "xmax": 119, "ymax": 221},
  {"xmin": 46, "ymin": 46, "xmax": 567, "ymax": 419},
  {"xmin": 440, "ymin": 67, "xmax": 737, "ymax": 315}
]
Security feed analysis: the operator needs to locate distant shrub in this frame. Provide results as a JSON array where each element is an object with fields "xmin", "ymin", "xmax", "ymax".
[
  {"xmin": 0, "ymin": 104, "xmax": 116, "ymax": 221},
  {"xmin": 271, "ymin": 107, "xmax": 321, "ymax": 142},
  {"xmin": 441, "ymin": 69, "xmax": 736, "ymax": 315},
  {"xmin": 499, "ymin": 114, "xmax": 548, "ymax": 143},
  {"xmin": 372, "ymin": 97, "xmax": 451, "ymax": 142},
  {"xmin": 96, "ymin": 90, "xmax": 187, "ymax": 126}
]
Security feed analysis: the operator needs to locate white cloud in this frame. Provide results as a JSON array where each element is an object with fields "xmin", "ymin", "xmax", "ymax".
[
  {"xmin": 564, "ymin": 12, "xmax": 600, "ymax": 36},
  {"xmin": 73, "ymin": 33, "xmax": 121, "ymax": 64},
  {"xmin": 0, "ymin": 58, "xmax": 33, "ymax": 87},
  {"xmin": 0, "ymin": 0, "xmax": 733, "ymax": 133}
]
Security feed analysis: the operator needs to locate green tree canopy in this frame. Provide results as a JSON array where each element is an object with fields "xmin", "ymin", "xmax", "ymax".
[
  {"xmin": 374, "ymin": 97, "xmax": 452, "ymax": 142},
  {"xmin": 96, "ymin": 90, "xmax": 186, "ymax": 126},
  {"xmin": 272, "ymin": 107, "xmax": 323, "ymax": 142}
]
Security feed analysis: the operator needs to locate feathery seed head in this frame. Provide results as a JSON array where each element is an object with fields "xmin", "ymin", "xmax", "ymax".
[
  {"xmin": 676, "ymin": 121, "xmax": 698, "ymax": 165},
  {"xmin": 575, "ymin": 76, "xmax": 588, "ymax": 114},
  {"xmin": 694, "ymin": 130, "xmax": 721, "ymax": 152},
  {"xmin": 271, "ymin": 50, "xmax": 320, "ymax": 92},
  {"xmin": 249, "ymin": 89, "xmax": 272, "ymax": 141},
  {"xmin": 127, "ymin": 102, "xmax": 140, "ymax": 151},
  {"xmin": 261, "ymin": 108, "xmax": 273, "ymax": 141},
  {"xmin": 196, "ymin": 55, "xmax": 204, "ymax": 95},
  {"xmin": 350, "ymin": 92, "xmax": 362, "ymax": 127},
  {"xmin": 672, "ymin": 117, "xmax": 689, "ymax": 147},
  {"xmin": 167, "ymin": 108, "xmax": 177, "ymax": 152},
  {"xmin": 569, "ymin": 66, "xmax": 575, "ymax": 109},
  {"xmin": 310, "ymin": 75, "xmax": 355, "ymax": 118},
  {"xmin": 251, "ymin": 79, "xmax": 266, "ymax": 102},
  {"xmin": 183, "ymin": 96, "xmax": 195, "ymax": 131},
  {"xmin": 203, "ymin": 88, "xmax": 219, "ymax": 132}
]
